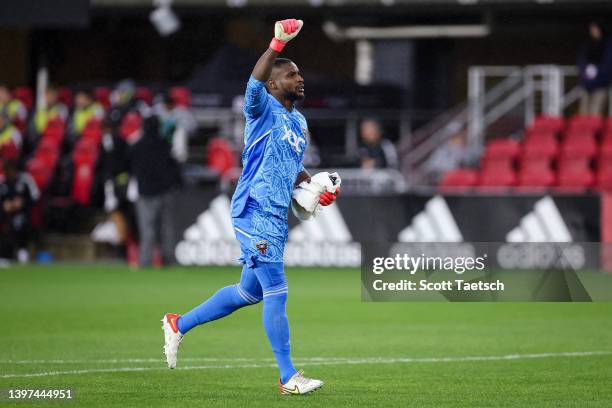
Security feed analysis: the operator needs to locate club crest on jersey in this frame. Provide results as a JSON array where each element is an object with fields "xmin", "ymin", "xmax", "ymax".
[
  {"xmin": 281, "ymin": 126, "xmax": 305, "ymax": 153},
  {"xmin": 255, "ymin": 240, "xmax": 269, "ymax": 255}
]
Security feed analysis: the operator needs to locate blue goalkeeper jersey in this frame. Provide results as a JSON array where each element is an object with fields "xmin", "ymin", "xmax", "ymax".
[{"xmin": 231, "ymin": 75, "xmax": 308, "ymax": 221}]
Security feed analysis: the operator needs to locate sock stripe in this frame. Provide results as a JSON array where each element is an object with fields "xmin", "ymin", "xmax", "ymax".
[
  {"xmin": 236, "ymin": 285, "xmax": 260, "ymax": 304},
  {"xmin": 263, "ymin": 285, "xmax": 288, "ymax": 295},
  {"xmin": 263, "ymin": 286, "xmax": 288, "ymax": 298},
  {"xmin": 236, "ymin": 285, "xmax": 254, "ymax": 303}
]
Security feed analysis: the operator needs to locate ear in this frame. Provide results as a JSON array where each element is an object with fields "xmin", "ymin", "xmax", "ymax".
[{"xmin": 267, "ymin": 78, "xmax": 277, "ymax": 91}]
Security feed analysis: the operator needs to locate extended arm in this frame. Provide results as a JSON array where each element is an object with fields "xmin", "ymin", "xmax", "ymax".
[
  {"xmin": 245, "ymin": 19, "xmax": 303, "ymax": 118},
  {"xmin": 252, "ymin": 19, "xmax": 303, "ymax": 82}
]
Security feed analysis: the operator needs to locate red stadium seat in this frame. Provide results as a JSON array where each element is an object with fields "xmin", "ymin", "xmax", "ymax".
[
  {"xmin": 483, "ymin": 137, "xmax": 520, "ymax": 160},
  {"xmin": 81, "ymin": 118, "xmax": 103, "ymax": 143},
  {"xmin": 481, "ymin": 157, "xmax": 513, "ymax": 171},
  {"xmin": 26, "ymin": 157, "xmax": 54, "ymax": 190},
  {"xmin": 71, "ymin": 138, "xmax": 99, "ymax": 205},
  {"xmin": 563, "ymin": 128, "xmax": 596, "ymax": 142},
  {"xmin": 42, "ymin": 118, "xmax": 66, "ymax": 146},
  {"xmin": 438, "ymin": 168, "xmax": 478, "ymax": 192},
  {"xmin": 597, "ymin": 155, "xmax": 612, "ymax": 173},
  {"xmin": 207, "ymin": 138, "xmax": 236, "ymax": 176},
  {"xmin": 94, "ymin": 87, "xmax": 112, "ymax": 110},
  {"xmin": 597, "ymin": 169, "xmax": 612, "ymax": 191},
  {"xmin": 517, "ymin": 168, "xmax": 555, "ymax": 191},
  {"xmin": 530, "ymin": 115, "xmax": 564, "ymax": 135},
  {"xmin": 135, "ymin": 87, "xmax": 153, "ymax": 106},
  {"xmin": 73, "ymin": 139, "xmax": 99, "ymax": 164},
  {"xmin": 560, "ymin": 137, "xmax": 597, "ymax": 159},
  {"xmin": 0, "ymin": 140, "xmax": 20, "ymax": 160},
  {"xmin": 567, "ymin": 115, "xmax": 604, "ymax": 134},
  {"xmin": 556, "ymin": 168, "xmax": 595, "ymax": 192},
  {"xmin": 522, "ymin": 137, "xmax": 559, "ymax": 159},
  {"xmin": 519, "ymin": 156, "xmax": 552, "ymax": 172},
  {"xmin": 600, "ymin": 138, "xmax": 612, "ymax": 157},
  {"xmin": 169, "ymin": 87, "xmax": 192, "ymax": 107},
  {"xmin": 525, "ymin": 130, "xmax": 557, "ymax": 144},
  {"xmin": 58, "ymin": 87, "xmax": 73, "ymax": 109},
  {"xmin": 477, "ymin": 168, "xmax": 517, "ymax": 191},
  {"xmin": 601, "ymin": 129, "xmax": 612, "ymax": 143},
  {"xmin": 35, "ymin": 138, "xmax": 60, "ymax": 162},
  {"xmin": 558, "ymin": 155, "xmax": 591, "ymax": 172},
  {"xmin": 12, "ymin": 87, "xmax": 33, "ymax": 111},
  {"xmin": 71, "ymin": 163, "xmax": 95, "ymax": 205}
]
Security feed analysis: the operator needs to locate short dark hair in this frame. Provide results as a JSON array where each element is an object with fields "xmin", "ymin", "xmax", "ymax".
[
  {"xmin": 273, "ymin": 58, "xmax": 294, "ymax": 68},
  {"xmin": 268, "ymin": 58, "xmax": 296, "ymax": 85}
]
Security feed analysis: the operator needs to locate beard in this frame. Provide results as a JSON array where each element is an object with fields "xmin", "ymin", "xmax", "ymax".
[{"xmin": 287, "ymin": 91, "xmax": 305, "ymax": 102}]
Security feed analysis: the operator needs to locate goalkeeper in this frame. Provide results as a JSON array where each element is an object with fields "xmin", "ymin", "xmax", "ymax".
[{"xmin": 161, "ymin": 18, "xmax": 340, "ymax": 395}]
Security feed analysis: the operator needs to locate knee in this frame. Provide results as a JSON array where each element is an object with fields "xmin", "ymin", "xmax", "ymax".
[
  {"xmin": 235, "ymin": 284, "xmax": 262, "ymax": 306},
  {"xmin": 262, "ymin": 291, "xmax": 288, "ymax": 311},
  {"xmin": 262, "ymin": 282, "xmax": 288, "ymax": 301}
]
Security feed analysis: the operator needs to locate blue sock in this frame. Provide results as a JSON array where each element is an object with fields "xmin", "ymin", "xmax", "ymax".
[
  {"xmin": 177, "ymin": 285, "xmax": 251, "ymax": 334},
  {"xmin": 262, "ymin": 292, "xmax": 297, "ymax": 384}
]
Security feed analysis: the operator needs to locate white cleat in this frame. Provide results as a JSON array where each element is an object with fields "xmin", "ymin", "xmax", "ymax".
[
  {"xmin": 279, "ymin": 370, "xmax": 324, "ymax": 395},
  {"xmin": 161, "ymin": 313, "xmax": 183, "ymax": 369}
]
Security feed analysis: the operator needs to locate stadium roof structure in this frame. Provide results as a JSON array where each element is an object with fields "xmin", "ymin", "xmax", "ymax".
[{"xmin": 91, "ymin": 0, "xmax": 612, "ymax": 6}]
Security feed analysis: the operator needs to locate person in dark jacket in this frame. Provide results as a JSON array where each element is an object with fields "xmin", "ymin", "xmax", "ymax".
[
  {"xmin": 128, "ymin": 115, "xmax": 180, "ymax": 267},
  {"xmin": 0, "ymin": 159, "xmax": 40, "ymax": 262},
  {"xmin": 578, "ymin": 21, "xmax": 612, "ymax": 116},
  {"xmin": 358, "ymin": 118, "xmax": 398, "ymax": 169}
]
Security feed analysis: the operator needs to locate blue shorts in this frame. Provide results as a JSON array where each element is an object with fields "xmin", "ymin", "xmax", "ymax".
[{"xmin": 232, "ymin": 197, "xmax": 288, "ymax": 267}]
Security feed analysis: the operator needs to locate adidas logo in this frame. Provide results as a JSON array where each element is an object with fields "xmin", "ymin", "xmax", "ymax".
[
  {"xmin": 397, "ymin": 196, "xmax": 463, "ymax": 242},
  {"xmin": 176, "ymin": 195, "xmax": 361, "ymax": 267},
  {"xmin": 183, "ymin": 195, "xmax": 234, "ymax": 242},
  {"xmin": 505, "ymin": 196, "xmax": 572, "ymax": 242},
  {"xmin": 288, "ymin": 202, "xmax": 352, "ymax": 243}
]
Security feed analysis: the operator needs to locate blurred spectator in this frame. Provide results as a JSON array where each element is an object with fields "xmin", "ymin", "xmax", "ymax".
[
  {"xmin": 97, "ymin": 117, "xmax": 139, "ymax": 263},
  {"xmin": 578, "ymin": 21, "xmax": 612, "ymax": 116},
  {"xmin": 0, "ymin": 159, "xmax": 40, "ymax": 263},
  {"xmin": 155, "ymin": 92, "xmax": 197, "ymax": 163},
  {"xmin": 34, "ymin": 84, "xmax": 69, "ymax": 134},
  {"xmin": 101, "ymin": 117, "xmax": 133, "ymax": 222},
  {"xmin": 108, "ymin": 80, "xmax": 149, "ymax": 130},
  {"xmin": 424, "ymin": 131, "xmax": 481, "ymax": 183},
  {"xmin": 128, "ymin": 115, "xmax": 180, "ymax": 267},
  {"xmin": 0, "ymin": 111, "xmax": 22, "ymax": 160},
  {"xmin": 69, "ymin": 88, "xmax": 104, "ymax": 138},
  {"xmin": 0, "ymin": 84, "xmax": 27, "ymax": 124},
  {"xmin": 358, "ymin": 118, "xmax": 398, "ymax": 169}
]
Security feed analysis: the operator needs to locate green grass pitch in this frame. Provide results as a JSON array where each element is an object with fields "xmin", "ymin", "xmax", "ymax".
[{"xmin": 1, "ymin": 264, "xmax": 611, "ymax": 407}]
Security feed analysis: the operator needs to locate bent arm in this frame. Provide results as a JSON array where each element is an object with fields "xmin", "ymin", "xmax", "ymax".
[
  {"xmin": 252, "ymin": 47, "xmax": 279, "ymax": 82},
  {"xmin": 294, "ymin": 169, "xmax": 311, "ymax": 188}
]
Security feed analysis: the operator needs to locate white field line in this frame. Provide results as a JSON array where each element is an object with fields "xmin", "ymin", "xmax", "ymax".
[
  {"xmin": 2, "ymin": 357, "xmax": 362, "ymax": 364},
  {"xmin": 1, "ymin": 351, "xmax": 610, "ymax": 379}
]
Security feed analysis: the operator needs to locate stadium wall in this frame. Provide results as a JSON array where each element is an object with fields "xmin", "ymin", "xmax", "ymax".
[{"xmin": 172, "ymin": 187, "xmax": 602, "ymax": 269}]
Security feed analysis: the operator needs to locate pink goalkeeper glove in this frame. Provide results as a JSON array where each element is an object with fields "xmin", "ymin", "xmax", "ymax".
[{"xmin": 269, "ymin": 19, "xmax": 304, "ymax": 53}]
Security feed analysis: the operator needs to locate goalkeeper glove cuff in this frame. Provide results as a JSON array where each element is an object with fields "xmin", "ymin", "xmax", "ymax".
[{"xmin": 269, "ymin": 19, "xmax": 303, "ymax": 53}]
